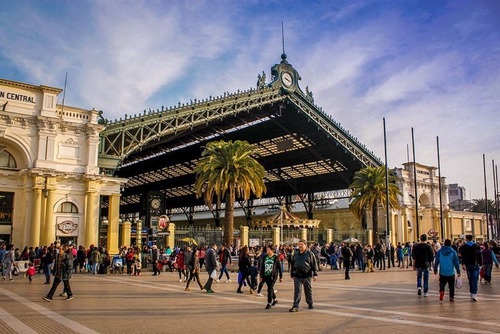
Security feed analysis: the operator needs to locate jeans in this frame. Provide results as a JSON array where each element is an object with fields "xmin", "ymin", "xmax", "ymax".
[
  {"xmin": 357, "ymin": 257, "xmax": 364, "ymax": 271},
  {"xmin": 416, "ymin": 268, "xmax": 429, "ymax": 293},
  {"xmin": 483, "ymin": 264, "xmax": 493, "ymax": 283},
  {"xmin": 344, "ymin": 259, "xmax": 351, "ymax": 278},
  {"xmin": 204, "ymin": 269, "xmax": 215, "ymax": 290},
  {"xmin": 292, "ymin": 276, "xmax": 313, "ymax": 308},
  {"xmin": 330, "ymin": 255, "xmax": 338, "ymax": 269},
  {"xmin": 44, "ymin": 263, "xmax": 52, "ymax": 283},
  {"xmin": 218, "ymin": 264, "xmax": 230, "ymax": 280},
  {"xmin": 263, "ymin": 275, "xmax": 277, "ymax": 304},
  {"xmin": 466, "ymin": 265, "xmax": 479, "ymax": 294},
  {"xmin": 92, "ymin": 262, "xmax": 99, "ymax": 274},
  {"xmin": 46, "ymin": 278, "xmax": 72, "ymax": 298},
  {"xmin": 439, "ymin": 275, "xmax": 455, "ymax": 299}
]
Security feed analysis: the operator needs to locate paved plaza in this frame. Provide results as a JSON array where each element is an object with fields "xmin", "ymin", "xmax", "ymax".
[{"xmin": 1, "ymin": 266, "xmax": 499, "ymax": 334}]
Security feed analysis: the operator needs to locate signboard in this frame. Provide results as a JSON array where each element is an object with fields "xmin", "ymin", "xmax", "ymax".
[
  {"xmin": 56, "ymin": 217, "xmax": 79, "ymax": 236},
  {"xmin": 158, "ymin": 215, "xmax": 169, "ymax": 231},
  {"xmin": 427, "ymin": 229, "xmax": 438, "ymax": 237},
  {"xmin": 249, "ymin": 238, "xmax": 260, "ymax": 247}
]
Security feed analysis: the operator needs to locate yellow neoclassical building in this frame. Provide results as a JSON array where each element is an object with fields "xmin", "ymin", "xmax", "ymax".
[{"xmin": 0, "ymin": 79, "xmax": 126, "ymax": 252}]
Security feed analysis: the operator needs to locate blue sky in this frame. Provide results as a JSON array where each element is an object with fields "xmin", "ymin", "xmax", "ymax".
[{"xmin": 1, "ymin": 0, "xmax": 499, "ymax": 200}]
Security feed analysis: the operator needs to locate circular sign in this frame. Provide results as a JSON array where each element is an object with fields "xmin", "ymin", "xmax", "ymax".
[
  {"xmin": 158, "ymin": 215, "xmax": 169, "ymax": 231},
  {"xmin": 427, "ymin": 229, "xmax": 438, "ymax": 237}
]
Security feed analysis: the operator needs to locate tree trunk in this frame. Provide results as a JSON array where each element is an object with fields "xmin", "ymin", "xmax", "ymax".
[
  {"xmin": 372, "ymin": 201, "xmax": 378, "ymax": 246},
  {"xmin": 224, "ymin": 185, "xmax": 235, "ymax": 246}
]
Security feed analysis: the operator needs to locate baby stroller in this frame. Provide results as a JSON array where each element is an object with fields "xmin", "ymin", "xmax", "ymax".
[{"xmin": 111, "ymin": 256, "xmax": 123, "ymax": 274}]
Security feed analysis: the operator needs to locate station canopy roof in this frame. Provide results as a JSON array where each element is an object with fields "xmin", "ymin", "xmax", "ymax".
[{"xmin": 99, "ymin": 54, "xmax": 382, "ymax": 214}]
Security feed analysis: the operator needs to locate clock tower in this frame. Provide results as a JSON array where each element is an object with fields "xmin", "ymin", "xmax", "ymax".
[{"xmin": 268, "ymin": 53, "xmax": 303, "ymax": 94}]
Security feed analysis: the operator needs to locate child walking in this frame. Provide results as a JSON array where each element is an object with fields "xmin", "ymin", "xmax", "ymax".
[
  {"xmin": 27, "ymin": 263, "xmax": 36, "ymax": 283},
  {"xmin": 134, "ymin": 258, "xmax": 142, "ymax": 276}
]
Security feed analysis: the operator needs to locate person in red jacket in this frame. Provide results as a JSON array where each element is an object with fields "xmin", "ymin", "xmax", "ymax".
[{"xmin": 176, "ymin": 249, "xmax": 187, "ymax": 282}]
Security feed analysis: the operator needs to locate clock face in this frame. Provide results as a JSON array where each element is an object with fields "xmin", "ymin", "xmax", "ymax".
[
  {"xmin": 151, "ymin": 198, "xmax": 161, "ymax": 210},
  {"xmin": 282, "ymin": 72, "xmax": 293, "ymax": 87}
]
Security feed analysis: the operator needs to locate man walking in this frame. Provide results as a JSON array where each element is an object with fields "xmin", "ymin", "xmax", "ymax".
[
  {"xmin": 412, "ymin": 234, "xmax": 434, "ymax": 297},
  {"xmin": 289, "ymin": 240, "xmax": 318, "ymax": 312},
  {"xmin": 433, "ymin": 239, "xmax": 460, "ymax": 302},
  {"xmin": 217, "ymin": 242, "xmax": 232, "ymax": 282},
  {"xmin": 459, "ymin": 235, "xmax": 482, "ymax": 301},
  {"xmin": 151, "ymin": 245, "xmax": 160, "ymax": 276},
  {"xmin": 260, "ymin": 245, "xmax": 282, "ymax": 309},
  {"xmin": 203, "ymin": 243, "xmax": 218, "ymax": 293},
  {"xmin": 341, "ymin": 242, "xmax": 353, "ymax": 279},
  {"xmin": 43, "ymin": 244, "xmax": 74, "ymax": 301}
]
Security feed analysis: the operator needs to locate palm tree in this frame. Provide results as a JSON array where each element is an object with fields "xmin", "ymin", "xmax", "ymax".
[
  {"xmin": 349, "ymin": 166, "xmax": 400, "ymax": 245},
  {"xmin": 194, "ymin": 140, "xmax": 266, "ymax": 245},
  {"xmin": 470, "ymin": 198, "xmax": 495, "ymax": 213}
]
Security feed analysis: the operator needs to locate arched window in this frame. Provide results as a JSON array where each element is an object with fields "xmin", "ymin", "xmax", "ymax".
[
  {"xmin": 57, "ymin": 202, "xmax": 78, "ymax": 213},
  {"xmin": 0, "ymin": 150, "xmax": 17, "ymax": 168}
]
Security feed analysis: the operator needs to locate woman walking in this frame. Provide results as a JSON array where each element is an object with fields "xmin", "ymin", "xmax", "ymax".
[
  {"xmin": 2, "ymin": 244, "xmax": 16, "ymax": 282},
  {"xmin": 185, "ymin": 247, "xmax": 204, "ymax": 291},
  {"xmin": 237, "ymin": 246, "xmax": 253, "ymax": 294}
]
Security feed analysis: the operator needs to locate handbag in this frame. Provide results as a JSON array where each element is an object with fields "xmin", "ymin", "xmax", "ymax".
[{"xmin": 455, "ymin": 276, "xmax": 463, "ymax": 289}]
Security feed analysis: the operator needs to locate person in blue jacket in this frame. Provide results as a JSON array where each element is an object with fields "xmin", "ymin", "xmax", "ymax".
[{"xmin": 433, "ymin": 239, "xmax": 461, "ymax": 302}]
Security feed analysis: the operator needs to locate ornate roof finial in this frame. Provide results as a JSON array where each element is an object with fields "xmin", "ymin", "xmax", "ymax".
[{"xmin": 281, "ymin": 21, "xmax": 287, "ymax": 62}]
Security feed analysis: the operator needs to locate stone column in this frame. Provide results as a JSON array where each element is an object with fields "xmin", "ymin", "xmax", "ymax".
[
  {"xmin": 402, "ymin": 212, "xmax": 408, "ymax": 244},
  {"xmin": 107, "ymin": 194, "xmax": 120, "ymax": 255},
  {"xmin": 272, "ymin": 227, "xmax": 280, "ymax": 246},
  {"xmin": 43, "ymin": 179, "xmax": 56, "ymax": 245},
  {"xmin": 166, "ymin": 223, "xmax": 175, "ymax": 248},
  {"xmin": 136, "ymin": 220, "xmax": 142, "ymax": 248},
  {"xmin": 326, "ymin": 229, "xmax": 333, "ymax": 244},
  {"xmin": 121, "ymin": 221, "xmax": 132, "ymax": 248},
  {"xmin": 30, "ymin": 184, "xmax": 43, "ymax": 247},
  {"xmin": 85, "ymin": 181, "xmax": 99, "ymax": 247},
  {"xmin": 366, "ymin": 229, "xmax": 373, "ymax": 245},
  {"xmin": 300, "ymin": 228, "xmax": 308, "ymax": 242},
  {"xmin": 240, "ymin": 226, "xmax": 249, "ymax": 247}
]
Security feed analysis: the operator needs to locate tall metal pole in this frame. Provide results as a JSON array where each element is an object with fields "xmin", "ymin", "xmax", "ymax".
[
  {"xmin": 437, "ymin": 136, "xmax": 444, "ymax": 241},
  {"xmin": 483, "ymin": 154, "xmax": 490, "ymax": 240},
  {"xmin": 493, "ymin": 160, "xmax": 499, "ymax": 240},
  {"xmin": 280, "ymin": 204, "xmax": 284, "ymax": 245},
  {"xmin": 412, "ymin": 128, "xmax": 419, "ymax": 240},
  {"xmin": 383, "ymin": 118, "xmax": 391, "ymax": 263},
  {"xmin": 496, "ymin": 164, "xmax": 499, "ymax": 240}
]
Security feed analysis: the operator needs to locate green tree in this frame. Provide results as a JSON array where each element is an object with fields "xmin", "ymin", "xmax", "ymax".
[
  {"xmin": 349, "ymin": 166, "xmax": 400, "ymax": 245},
  {"xmin": 470, "ymin": 198, "xmax": 495, "ymax": 214},
  {"xmin": 194, "ymin": 140, "xmax": 266, "ymax": 245}
]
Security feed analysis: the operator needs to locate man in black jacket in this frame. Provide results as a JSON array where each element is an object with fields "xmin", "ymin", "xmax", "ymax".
[
  {"xmin": 217, "ymin": 242, "xmax": 232, "ymax": 282},
  {"xmin": 459, "ymin": 235, "xmax": 482, "ymax": 301},
  {"xmin": 341, "ymin": 243, "xmax": 353, "ymax": 279},
  {"xmin": 289, "ymin": 240, "xmax": 318, "ymax": 312},
  {"xmin": 203, "ymin": 243, "xmax": 218, "ymax": 293},
  {"xmin": 260, "ymin": 245, "xmax": 282, "ymax": 309},
  {"xmin": 412, "ymin": 234, "xmax": 434, "ymax": 297}
]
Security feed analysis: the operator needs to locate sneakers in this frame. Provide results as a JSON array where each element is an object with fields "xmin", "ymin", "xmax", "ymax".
[
  {"xmin": 249, "ymin": 289, "xmax": 254, "ymax": 294},
  {"xmin": 257, "ymin": 293, "xmax": 264, "ymax": 297},
  {"xmin": 65, "ymin": 295, "xmax": 74, "ymax": 301},
  {"xmin": 237, "ymin": 290, "xmax": 244, "ymax": 294},
  {"xmin": 289, "ymin": 307, "xmax": 299, "ymax": 312},
  {"xmin": 206, "ymin": 289, "xmax": 215, "ymax": 294},
  {"xmin": 179, "ymin": 279, "xmax": 183, "ymax": 282},
  {"xmin": 226, "ymin": 279, "xmax": 231, "ymax": 283},
  {"xmin": 417, "ymin": 288, "xmax": 422, "ymax": 296},
  {"xmin": 439, "ymin": 291, "xmax": 444, "ymax": 301},
  {"xmin": 471, "ymin": 294, "xmax": 478, "ymax": 301},
  {"xmin": 265, "ymin": 304, "xmax": 271, "ymax": 309},
  {"xmin": 215, "ymin": 278, "xmax": 220, "ymax": 283},
  {"xmin": 308, "ymin": 305, "xmax": 314, "ymax": 309},
  {"xmin": 272, "ymin": 299, "xmax": 278, "ymax": 306},
  {"xmin": 450, "ymin": 298, "xmax": 455, "ymax": 302},
  {"xmin": 59, "ymin": 292, "xmax": 68, "ymax": 297},
  {"xmin": 42, "ymin": 296, "xmax": 52, "ymax": 302},
  {"xmin": 424, "ymin": 292, "xmax": 429, "ymax": 297},
  {"xmin": 185, "ymin": 287, "xmax": 190, "ymax": 291},
  {"xmin": 44, "ymin": 281, "xmax": 50, "ymax": 285}
]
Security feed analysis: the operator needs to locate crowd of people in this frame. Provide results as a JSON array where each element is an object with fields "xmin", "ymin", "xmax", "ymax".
[{"xmin": 1, "ymin": 236, "xmax": 499, "ymax": 309}]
